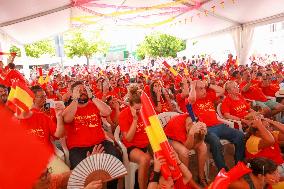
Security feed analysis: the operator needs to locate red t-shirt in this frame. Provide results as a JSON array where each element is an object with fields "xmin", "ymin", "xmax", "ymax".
[
  {"xmin": 119, "ymin": 107, "xmax": 149, "ymax": 148},
  {"xmin": 65, "ymin": 102, "xmax": 105, "ymax": 149},
  {"xmin": 174, "ymin": 177, "xmax": 192, "ymax": 189},
  {"xmin": 176, "ymin": 93, "xmax": 187, "ymax": 113},
  {"xmin": 262, "ymin": 81, "xmax": 279, "ymax": 97},
  {"xmin": 192, "ymin": 91, "xmax": 221, "ymax": 126},
  {"xmin": 221, "ymin": 94, "xmax": 250, "ymax": 119},
  {"xmin": 13, "ymin": 112, "xmax": 56, "ymax": 152},
  {"xmin": 164, "ymin": 114, "xmax": 188, "ymax": 143},
  {"xmin": 240, "ymin": 80, "xmax": 267, "ymax": 102},
  {"xmin": 3, "ymin": 69, "xmax": 27, "ymax": 87}
]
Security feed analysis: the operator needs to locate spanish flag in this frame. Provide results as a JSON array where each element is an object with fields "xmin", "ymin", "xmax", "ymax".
[
  {"xmin": 162, "ymin": 61, "xmax": 182, "ymax": 80},
  {"xmin": 44, "ymin": 68, "xmax": 54, "ymax": 84},
  {"xmin": 6, "ymin": 82, "xmax": 17, "ymax": 112},
  {"xmin": 38, "ymin": 67, "xmax": 45, "ymax": 85},
  {"xmin": 140, "ymin": 92, "xmax": 181, "ymax": 180},
  {"xmin": 7, "ymin": 82, "xmax": 34, "ymax": 113}
]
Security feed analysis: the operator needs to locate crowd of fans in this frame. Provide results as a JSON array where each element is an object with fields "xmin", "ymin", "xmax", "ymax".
[{"xmin": 1, "ymin": 54, "xmax": 284, "ymax": 189}]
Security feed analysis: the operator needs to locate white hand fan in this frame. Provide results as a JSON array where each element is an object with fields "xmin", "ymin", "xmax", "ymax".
[{"xmin": 67, "ymin": 153, "xmax": 127, "ymax": 189}]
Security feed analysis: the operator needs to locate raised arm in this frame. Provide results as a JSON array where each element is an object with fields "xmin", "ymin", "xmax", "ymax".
[{"xmin": 62, "ymin": 86, "xmax": 80, "ymax": 123}]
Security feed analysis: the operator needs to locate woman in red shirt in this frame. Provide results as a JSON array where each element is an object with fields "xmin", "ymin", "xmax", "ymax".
[
  {"xmin": 245, "ymin": 114, "xmax": 284, "ymax": 183},
  {"xmin": 119, "ymin": 85, "xmax": 151, "ymax": 189},
  {"xmin": 149, "ymin": 80, "xmax": 174, "ymax": 113}
]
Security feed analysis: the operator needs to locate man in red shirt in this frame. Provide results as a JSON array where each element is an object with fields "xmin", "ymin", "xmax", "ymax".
[
  {"xmin": 222, "ymin": 81, "xmax": 255, "ymax": 121},
  {"xmin": 261, "ymin": 69, "xmax": 280, "ymax": 97},
  {"xmin": 240, "ymin": 70, "xmax": 284, "ymax": 117},
  {"xmin": 62, "ymin": 81, "xmax": 120, "ymax": 188},
  {"xmin": 164, "ymin": 113, "xmax": 208, "ymax": 186},
  {"xmin": 188, "ymin": 80, "xmax": 244, "ymax": 171}
]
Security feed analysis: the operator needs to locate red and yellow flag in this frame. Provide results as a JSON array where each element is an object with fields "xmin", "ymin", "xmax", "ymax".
[
  {"xmin": 7, "ymin": 82, "xmax": 34, "ymax": 113},
  {"xmin": 162, "ymin": 61, "xmax": 182, "ymax": 80},
  {"xmin": 38, "ymin": 68, "xmax": 45, "ymax": 85},
  {"xmin": 140, "ymin": 92, "xmax": 181, "ymax": 180},
  {"xmin": 44, "ymin": 68, "xmax": 54, "ymax": 84}
]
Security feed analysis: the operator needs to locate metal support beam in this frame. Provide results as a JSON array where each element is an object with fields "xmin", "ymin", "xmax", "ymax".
[{"xmin": 0, "ymin": 4, "xmax": 72, "ymax": 28}]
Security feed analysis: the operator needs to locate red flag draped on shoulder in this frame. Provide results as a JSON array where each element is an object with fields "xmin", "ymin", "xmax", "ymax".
[
  {"xmin": 0, "ymin": 106, "xmax": 52, "ymax": 189},
  {"xmin": 140, "ymin": 91, "xmax": 181, "ymax": 180}
]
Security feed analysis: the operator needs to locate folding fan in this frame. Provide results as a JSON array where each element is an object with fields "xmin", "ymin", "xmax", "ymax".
[{"xmin": 67, "ymin": 153, "xmax": 127, "ymax": 189}]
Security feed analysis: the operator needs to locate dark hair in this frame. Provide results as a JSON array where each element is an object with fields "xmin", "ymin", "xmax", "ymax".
[
  {"xmin": 128, "ymin": 85, "xmax": 141, "ymax": 106},
  {"xmin": 232, "ymin": 71, "xmax": 240, "ymax": 78},
  {"xmin": 246, "ymin": 157, "xmax": 277, "ymax": 176},
  {"xmin": 0, "ymin": 84, "xmax": 6, "ymax": 89},
  {"xmin": 7, "ymin": 63, "xmax": 15, "ymax": 69},
  {"xmin": 150, "ymin": 81, "xmax": 166, "ymax": 106},
  {"xmin": 71, "ymin": 81, "xmax": 83, "ymax": 91},
  {"xmin": 30, "ymin": 85, "xmax": 44, "ymax": 95}
]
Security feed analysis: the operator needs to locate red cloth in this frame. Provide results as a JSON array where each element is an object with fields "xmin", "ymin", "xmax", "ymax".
[
  {"xmin": 65, "ymin": 102, "xmax": 105, "ymax": 149},
  {"xmin": 240, "ymin": 80, "xmax": 267, "ymax": 102},
  {"xmin": 12, "ymin": 112, "xmax": 57, "ymax": 152},
  {"xmin": 119, "ymin": 107, "xmax": 149, "ymax": 148},
  {"xmin": 246, "ymin": 141, "xmax": 284, "ymax": 165},
  {"xmin": 174, "ymin": 177, "xmax": 193, "ymax": 189},
  {"xmin": 262, "ymin": 81, "xmax": 279, "ymax": 97},
  {"xmin": 192, "ymin": 91, "xmax": 221, "ymax": 126},
  {"xmin": 0, "ymin": 106, "xmax": 52, "ymax": 189},
  {"xmin": 164, "ymin": 114, "xmax": 188, "ymax": 143},
  {"xmin": 176, "ymin": 93, "xmax": 187, "ymax": 113},
  {"xmin": 221, "ymin": 94, "xmax": 250, "ymax": 119},
  {"xmin": 2, "ymin": 69, "xmax": 27, "ymax": 87}
]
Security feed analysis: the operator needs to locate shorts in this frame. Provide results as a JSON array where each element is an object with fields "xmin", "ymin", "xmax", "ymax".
[
  {"xmin": 255, "ymin": 99, "xmax": 279, "ymax": 110},
  {"xmin": 127, "ymin": 146, "xmax": 148, "ymax": 159}
]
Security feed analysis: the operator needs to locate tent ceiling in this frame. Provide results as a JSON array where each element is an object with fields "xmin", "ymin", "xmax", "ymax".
[{"xmin": 0, "ymin": 0, "xmax": 284, "ymax": 44}]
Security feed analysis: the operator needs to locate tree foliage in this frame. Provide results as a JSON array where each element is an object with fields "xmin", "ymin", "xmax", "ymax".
[
  {"xmin": 24, "ymin": 39, "xmax": 55, "ymax": 58},
  {"xmin": 64, "ymin": 29, "xmax": 110, "ymax": 65},
  {"xmin": 136, "ymin": 33, "xmax": 186, "ymax": 59},
  {"xmin": 9, "ymin": 45, "xmax": 21, "ymax": 57}
]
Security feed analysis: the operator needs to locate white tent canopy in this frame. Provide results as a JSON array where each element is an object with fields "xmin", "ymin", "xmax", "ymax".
[{"xmin": 0, "ymin": 0, "xmax": 284, "ymax": 64}]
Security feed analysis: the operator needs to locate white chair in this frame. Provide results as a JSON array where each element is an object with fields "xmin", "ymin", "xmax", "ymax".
[
  {"xmin": 60, "ymin": 137, "xmax": 70, "ymax": 167},
  {"xmin": 114, "ymin": 126, "xmax": 138, "ymax": 189},
  {"xmin": 216, "ymin": 103, "xmax": 244, "ymax": 132}
]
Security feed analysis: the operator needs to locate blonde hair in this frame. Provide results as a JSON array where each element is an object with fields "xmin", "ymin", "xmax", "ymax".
[{"xmin": 127, "ymin": 84, "xmax": 142, "ymax": 106}]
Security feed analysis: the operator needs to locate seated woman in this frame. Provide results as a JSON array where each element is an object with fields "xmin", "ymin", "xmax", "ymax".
[
  {"xmin": 228, "ymin": 157, "xmax": 282, "ymax": 189},
  {"xmin": 245, "ymin": 113, "xmax": 284, "ymax": 182},
  {"xmin": 147, "ymin": 151, "xmax": 200, "ymax": 189},
  {"xmin": 149, "ymin": 80, "xmax": 175, "ymax": 113},
  {"xmin": 119, "ymin": 85, "xmax": 151, "ymax": 189},
  {"xmin": 164, "ymin": 113, "xmax": 208, "ymax": 187},
  {"xmin": 222, "ymin": 81, "xmax": 255, "ymax": 128}
]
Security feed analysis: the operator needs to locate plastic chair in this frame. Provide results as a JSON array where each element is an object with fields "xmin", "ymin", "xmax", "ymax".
[
  {"xmin": 60, "ymin": 137, "xmax": 70, "ymax": 167},
  {"xmin": 114, "ymin": 126, "xmax": 138, "ymax": 189},
  {"xmin": 216, "ymin": 103, "xmax": 243, "ymax": 132}
]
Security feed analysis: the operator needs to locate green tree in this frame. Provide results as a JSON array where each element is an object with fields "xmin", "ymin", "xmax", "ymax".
[
  {"xmin": 9, "ymin": 45, "xmax": 21, "ymax": 57},
  {"xmin": 136, "ymin": 33, "xmax": 186, "ymax": 59},
  {"xmin": 24, "ymin": 39, "xmax": 55, "ymax": 58},
  {"xmin": 64, "ymin": 29, "xmax": 110, "ymax": 65}
]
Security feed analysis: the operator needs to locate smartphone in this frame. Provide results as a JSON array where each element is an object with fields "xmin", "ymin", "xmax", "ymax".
[{"xmin": 46, "ymin": 99, "xmax": 55, "ymax": 108}]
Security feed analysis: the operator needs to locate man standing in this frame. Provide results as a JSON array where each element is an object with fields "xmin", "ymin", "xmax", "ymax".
[{"xmin": 187, "ymin": 80, "xmax": 244, "ymax": 171}]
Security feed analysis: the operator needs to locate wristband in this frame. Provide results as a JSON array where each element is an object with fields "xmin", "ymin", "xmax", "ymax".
[{"xmin": 149, "ymin": 171, "xmax": 160, "ymax": 183}]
